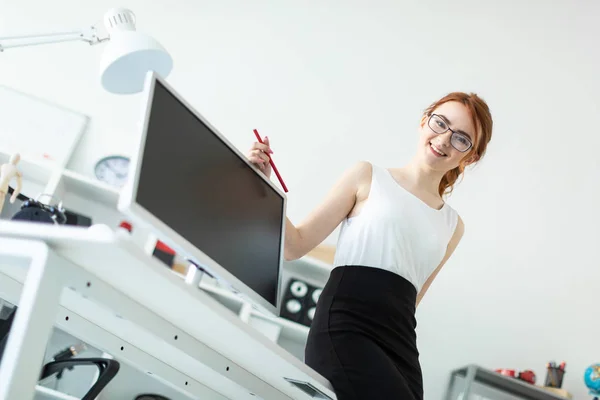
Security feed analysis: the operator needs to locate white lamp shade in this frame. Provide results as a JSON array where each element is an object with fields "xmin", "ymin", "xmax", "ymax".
[{"xmin": 99, "ymin": 31, "xmax": 173, "ymax": 94}]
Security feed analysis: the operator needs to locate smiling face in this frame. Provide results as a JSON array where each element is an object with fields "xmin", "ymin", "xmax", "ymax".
[{"xmin": 417, "ymin": 100, "xmax": 478, "ymax": 173}]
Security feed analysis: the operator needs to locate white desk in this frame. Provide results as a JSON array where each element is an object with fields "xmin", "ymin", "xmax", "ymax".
[{"xmin": 0, "ymin": 221, "xmax": 336, "ymax": 400}]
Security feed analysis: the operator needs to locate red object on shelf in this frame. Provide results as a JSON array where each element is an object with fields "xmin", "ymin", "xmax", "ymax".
[
  {"xmin": 518, "ymin": 370, "xmax": 536, "ymax": 384},
  {"xmin": 153, "ymin": 240, "xmax": 176, "ymax": 268},
  {"xmin": 118, "ymin": 221, "xmax": 133, "ymax": 232},
  {"xmin": 495, "ymin": 369, "xmax": 516, "ymax": 377},
  {"xmin": 155, "ymin": 240, "xmax": 175, "ymax": 254},
  {"xmin": 494, "ymin": 368, "xmax": 536, "ymax": 385}
]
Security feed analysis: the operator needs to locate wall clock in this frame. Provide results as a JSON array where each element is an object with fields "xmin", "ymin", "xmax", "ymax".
[{"xmin": 94, "ymin": 155, "xmax": 130, "ymax": 188}]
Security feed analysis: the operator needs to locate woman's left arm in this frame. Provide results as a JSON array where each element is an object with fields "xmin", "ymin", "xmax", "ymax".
[{"xmin": 416, "ymin": 216, "xmax": 465, "ymax": 307}]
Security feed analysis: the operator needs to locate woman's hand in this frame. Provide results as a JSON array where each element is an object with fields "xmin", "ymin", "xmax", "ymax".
[{"xmin": 247, "ymin": 136, "xmax": 273, "ymax": 178}]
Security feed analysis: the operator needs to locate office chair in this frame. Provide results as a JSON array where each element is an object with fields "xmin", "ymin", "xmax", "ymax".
[
  {"xmin": 1, "ymin": 306, "xmax": 120, "ymax": 400},
  {"xmin": 0, "ymin": 306, "xmax": 15, "ymax": 360},
  {"xmin": 40, "ymin": 358, "xmax": 120, "ymax": 400}
]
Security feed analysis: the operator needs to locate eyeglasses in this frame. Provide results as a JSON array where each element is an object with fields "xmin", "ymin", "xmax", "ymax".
[{"xmin": 428, "ymin": 114, "xmax": 473, "ymax": 153}]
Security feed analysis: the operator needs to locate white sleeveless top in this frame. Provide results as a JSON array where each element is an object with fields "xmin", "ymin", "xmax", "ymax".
[{"xmin": 333, "ymin": 163, "xmax": 459, "ymax": 293}]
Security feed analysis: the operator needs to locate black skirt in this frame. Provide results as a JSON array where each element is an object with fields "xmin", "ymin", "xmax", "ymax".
[{"xmin": 305, "ymin": 265, "xmax": 423, "ymax": 400}]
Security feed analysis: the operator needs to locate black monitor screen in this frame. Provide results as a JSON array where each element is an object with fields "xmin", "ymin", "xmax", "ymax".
[{"xmin": 135, "ymin": 80, "xmax": 284, "ymax": 307}]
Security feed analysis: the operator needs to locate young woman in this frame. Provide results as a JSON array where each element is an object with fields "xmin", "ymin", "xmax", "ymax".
[{"xmin": 246, "ymin": 92, "xmax": 493, "ymax": 399}]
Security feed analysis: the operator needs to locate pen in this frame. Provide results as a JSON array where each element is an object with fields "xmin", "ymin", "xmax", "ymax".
[
  {"xmin": 253, "ymin": 129, "xmax": 288, "ymax": 193},
  {"xmin": 559, "ymin": 361, "xmax": 566, "ymax": 371}
]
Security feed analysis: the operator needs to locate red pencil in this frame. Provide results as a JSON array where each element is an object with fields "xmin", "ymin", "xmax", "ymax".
[{"xmin": 253, "ymin": 129, "xmax": 288, "ymax": 193}]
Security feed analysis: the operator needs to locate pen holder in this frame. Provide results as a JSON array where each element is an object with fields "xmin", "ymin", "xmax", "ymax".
[{"xmin": 544, "ymin": 366, "xmax": 565, "ymax": 388}]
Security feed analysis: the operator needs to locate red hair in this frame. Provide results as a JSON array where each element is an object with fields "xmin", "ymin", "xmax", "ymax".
[{"xmin": 423, "ymin": 92, "xmax": 493, "ymax": 197}]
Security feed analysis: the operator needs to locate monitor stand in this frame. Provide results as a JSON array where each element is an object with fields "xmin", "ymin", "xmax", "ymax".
[{"xmin": 184, "ymin": 259, "xmax": 215, "ymax": 287}]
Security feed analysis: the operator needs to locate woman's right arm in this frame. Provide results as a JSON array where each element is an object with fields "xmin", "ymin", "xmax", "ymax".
[{"xmin": 247, "ymin": 141, "xmax": 370, "ymax": 261}]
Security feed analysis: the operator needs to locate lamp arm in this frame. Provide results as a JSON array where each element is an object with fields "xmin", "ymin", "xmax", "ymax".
[{"xmin": 0, "ymin": 26, "xmax": 107, "ymax": 51}]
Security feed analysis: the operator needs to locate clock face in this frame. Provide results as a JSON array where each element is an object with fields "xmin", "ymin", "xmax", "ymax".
[{"xmin": 94, "ymin": 155, "xmax": 130, "ymax": 188}]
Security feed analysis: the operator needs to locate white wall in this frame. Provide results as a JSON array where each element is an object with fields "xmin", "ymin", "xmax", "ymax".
[{"xmin": 2, "ymin": 0, "xmax": 599, "ymax": 399}]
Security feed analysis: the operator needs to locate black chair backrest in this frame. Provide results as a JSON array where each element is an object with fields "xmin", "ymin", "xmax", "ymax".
[
  {"xmin": 0, "ymin": 306, "xmax": 16, "ymax": 362},
  {"xmin": 0, "ymin": 307, "xmax": 120, "ymax": 399},
  {"xmin": 40, "ymin": 358, "xmax": 120, "ymax": 400}
]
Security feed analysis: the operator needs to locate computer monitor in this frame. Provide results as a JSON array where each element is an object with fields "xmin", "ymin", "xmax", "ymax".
[{"xmin": 118, "ymin": 71, "xmax": 286, "ymax": 316}]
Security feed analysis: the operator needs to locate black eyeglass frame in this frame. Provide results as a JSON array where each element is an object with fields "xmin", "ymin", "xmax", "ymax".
[{"xmin": 427, "ymin": 114, "xmax": 473, "ymax": 153}]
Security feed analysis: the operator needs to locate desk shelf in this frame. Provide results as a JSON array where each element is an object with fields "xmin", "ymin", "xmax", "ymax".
[
  {"xmin": 200, "ymin": 281, "xmax": 311, "ymax": 356},
  {"xmin": 265, "ymin": 312, "xmax": 310, "ymax": 343},
  {"xmin": 446, "ymin": 365, "xmax": 569, "ymax": 400},
  {"xmin": 0, "ymin": 153, "xmax": 54, "ymax": 189},
  {"xmin": 0, "ymin": 149, "xmax": 123, "ymax": 229},
  {"xmin": 35, "ymin": 386, "xmax": 79, "ymax": 400},
  {"xmin": 57, "ymin": 170, "xmax": 120, "ymax": 209},
  {"xmin": 0, "ymin": 152, "xmax": 57, "ymax": 202}
]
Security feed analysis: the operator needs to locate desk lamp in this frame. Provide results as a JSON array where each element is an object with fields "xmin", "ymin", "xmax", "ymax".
[{"xmin": 0, "ymin": 7, "xmax": 173, "ymax": 94}]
